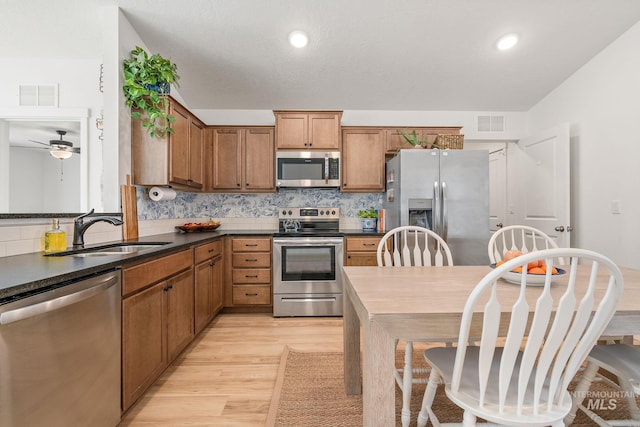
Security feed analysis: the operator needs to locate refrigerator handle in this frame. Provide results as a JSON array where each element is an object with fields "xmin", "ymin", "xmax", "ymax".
[
  {"xmin": 433, "ymin": 180, "xmax": 440, "ymax": 235},
  {"xmin": 441, "ymin": 181, "xmax": 448, "ymax": 241}
]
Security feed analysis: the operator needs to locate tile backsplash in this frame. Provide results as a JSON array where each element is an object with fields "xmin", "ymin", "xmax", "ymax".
[
  {"xmin": 0, "ymin": 188, "xmax": 382, "ymax": 257},
  {"xmin": 137, "ymin": 187, "xmax": 382, "ymax": 220}
]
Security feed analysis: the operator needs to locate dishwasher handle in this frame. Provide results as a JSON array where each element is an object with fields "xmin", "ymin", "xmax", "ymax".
[{"xmin": 0, "ymin": 271, "xmax": 119, "ymax": 326}]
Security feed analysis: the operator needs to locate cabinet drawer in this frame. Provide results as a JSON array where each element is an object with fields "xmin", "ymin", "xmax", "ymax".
[
  {"xmin": 194, "ymin": 240, "xmax": 222, "ymax": 264},
  {"xmin": 346, "ymin": 236, "xmax": 381, "ymax": 252},
  {"xmin": 232, "ymin": 268, "xmax": 271, "ymax": 284},
  {"xmin": 232, "ymin": 238, "xmax": 271, "ymax": 252},
  {"xmin": 232, "ymin": 285, "xmax": 271, "ymax": 305},
  {"xmin": 345, "ymin": 252, "xmax": 379, "ymax": 266},
  {"xmin": 232, "ymin": 252, "xmax": 271, "ymax": 268},
  {"xmin": 123, "ymin": 250, "xmax": 192, "ymax": 296}
]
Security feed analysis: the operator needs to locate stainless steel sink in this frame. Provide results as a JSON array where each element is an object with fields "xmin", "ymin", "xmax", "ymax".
[{"xmin": 45, "ymin": 242, "xmax": 171, "ymax": 257}]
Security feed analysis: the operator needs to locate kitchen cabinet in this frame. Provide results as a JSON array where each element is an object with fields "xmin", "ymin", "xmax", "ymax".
[
  {"xmin": 131, "ymin": 97, "xmax": 204, "ymax": 191},
  {"xmin": 208, "ymin": 127, "xmax": 275, "ymax": 192},
  {"xmin": 385, "ymin": 126, "xmax": 462, "ymax": 155},
  {"xmin": 274, "ymin": 110, "xmax": 342, "ymax": 149},
  {"xmin": 121, "ymin": 249, "xmax": 194, "ymax": 411},
  {"xmin": 344, "ymin": 236, "xmax": 383, "ymax": 266},
  {"xmin": 194, "ymin": 239, "xmax": 223, "ymax": 334},
  {"xmin": 341, "ymin": 128, "xmax": 385, "ymax": 192},
  {"xmin": 225, "ymin": 236, "xmax": 272, "ymax": 309}
]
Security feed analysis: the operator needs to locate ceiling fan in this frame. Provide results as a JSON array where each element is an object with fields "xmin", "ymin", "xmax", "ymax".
[{"xmin": 29, "ymin": 130, "xmax": 80, "ymax": 159}]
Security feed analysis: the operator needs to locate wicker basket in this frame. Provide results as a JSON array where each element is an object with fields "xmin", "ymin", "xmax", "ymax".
[{"xmin": 435, "ymin": 134, "xmax": 464, "ymax": 150}]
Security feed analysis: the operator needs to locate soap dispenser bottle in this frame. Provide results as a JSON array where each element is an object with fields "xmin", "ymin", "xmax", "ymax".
[{"xmin": 44, "ymin": 218, "xmax": 67, "ymax": 253}]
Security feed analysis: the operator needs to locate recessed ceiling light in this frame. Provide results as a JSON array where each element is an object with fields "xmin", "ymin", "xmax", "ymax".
[
  {"xmin": 288, "ymin": 31, "xmax": 309, "ymax": 48},
  {"xmin": 496, "ymin": 33, "xmax": 519, "ymax": 51}
]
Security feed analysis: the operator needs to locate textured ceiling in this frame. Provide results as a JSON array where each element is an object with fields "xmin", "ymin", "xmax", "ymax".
[{"xmin": 3, "ymin": 0, "xmax": 640, "ymax": 112}]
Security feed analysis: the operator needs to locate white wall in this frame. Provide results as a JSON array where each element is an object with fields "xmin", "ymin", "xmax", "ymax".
[{"xmin": 527, "ymin": 21, "xmax": 640, "ymax": 269}]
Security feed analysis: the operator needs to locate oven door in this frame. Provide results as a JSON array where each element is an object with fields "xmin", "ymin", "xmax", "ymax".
[{"xmin": 273, "ymin": 237, "xmax": 344, "ymax": 295}]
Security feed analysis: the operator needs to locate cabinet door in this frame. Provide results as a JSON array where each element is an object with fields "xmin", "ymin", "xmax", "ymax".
[
  {"xmin": 166, "ymin": 269, "xmax": 195, "ymax": 362},
  {"xmin": 122, "ymin": 282, "xmax": 166, "ymax": 411},
  {"xmin": 211, "ymin": 128, "xmax": 242, "ymax": 190},
  {"xmin": 169, "ymin": 103, "xmax": 191, "ymax": 186},
  {"xmin": 194, "ymin": 259, "xmax": 213, "ymax": 334},
  {"xmin": 188, "ymin": 118, "xmax": 204, "ymax": 189},
  {"xmin": 275, "ymin": 113, "xmax": 308, "ymax": 149},
  {"xmin": 244, "ymin": 128, "xmax": 275, "ymax": 191},
  {"xmin": 308, "ymin": 113, "xmax": 340, "ymax": 149},
  {"xmin": 210, "ymin": 256, "xmax": 223, "ymax": 314},
  {"xmin": 341, "ymin": 128, "xmax": 385, "ymax": 192}
]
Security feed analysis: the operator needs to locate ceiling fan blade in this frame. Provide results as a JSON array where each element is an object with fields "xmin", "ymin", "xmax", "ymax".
[{"xmin": 28, "ymin": 139, "xmax": 50, "ymax": 147}]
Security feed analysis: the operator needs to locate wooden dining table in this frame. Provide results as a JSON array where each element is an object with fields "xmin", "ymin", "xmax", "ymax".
[{"xmin": 342, "ymin": 265, "xmax": 640, "ymax": 427}]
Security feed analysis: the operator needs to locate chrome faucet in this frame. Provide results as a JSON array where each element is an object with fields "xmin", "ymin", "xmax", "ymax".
[{"xmin": 72, "ymin": 209, "xmax": 124, "ymax": 248}]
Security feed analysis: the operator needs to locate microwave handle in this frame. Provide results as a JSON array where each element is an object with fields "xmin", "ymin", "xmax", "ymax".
[{"xmin": 324, "ymin": 154, "xmax": 329, "ymax": 184}]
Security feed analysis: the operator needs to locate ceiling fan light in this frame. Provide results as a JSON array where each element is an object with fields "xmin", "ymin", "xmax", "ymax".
[
  {"xmin": 288, "ymin": 31, "xmax": 309, "ymax": 48},
  {"xmin": 50, "ymin": 149, "xmax": 72, "ymax": 160}
]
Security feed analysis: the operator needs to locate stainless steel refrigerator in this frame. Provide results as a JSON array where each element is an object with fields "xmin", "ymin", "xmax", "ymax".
[{"xmin": 384, "ymin": 149, "xmax": 490, "ymax": 265}]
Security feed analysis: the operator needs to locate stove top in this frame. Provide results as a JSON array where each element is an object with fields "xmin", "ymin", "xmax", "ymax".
[{"xmin": 277, "ymin": 207, "xmax": 340, "ymax": 235}]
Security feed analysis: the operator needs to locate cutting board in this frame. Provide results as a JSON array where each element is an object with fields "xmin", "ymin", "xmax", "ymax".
[{"xmin": 121, "ymin": 174, "xmax": 139, "ymax": 239}]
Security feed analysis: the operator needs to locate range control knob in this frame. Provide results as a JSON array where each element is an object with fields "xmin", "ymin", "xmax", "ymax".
[
  {"xmin": 287, "ymin": 210, "xmax": 292, "ymax": 215},
  {"xmin": 320, "ymin": 210, "xmax": 324, "ymax": 215},
  {"xmin": 331, "ymin": 210, "xmax": 336, "ymax": 215}
]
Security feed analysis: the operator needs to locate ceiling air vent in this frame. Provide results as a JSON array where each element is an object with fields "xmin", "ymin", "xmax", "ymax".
[
  {"xmin": 477, "ymin": 115, "xmax": 505, "ymax": 132},
  {"xmin": 18, "ymin": 84, "xmax": 58, "ymax": 107}
]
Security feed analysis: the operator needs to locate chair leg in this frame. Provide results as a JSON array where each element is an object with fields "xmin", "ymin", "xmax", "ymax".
[
  {"xmin": 617, "ymin": 374, "xmax": 640, "ymax": 421},
  {"xmin": 462, "ymin": 410, "xmax": 477, "ymax": 426},
  {"xmin": 400, "ymin": 341, "xmax": 413, "ymax": 427},
  {"xmin": 417, "ymin": 369, "xmax": 441, "ymax": 427},
  {"xmin": 565, "ymin": 361, "xmax": 599, "ymax": 425}
]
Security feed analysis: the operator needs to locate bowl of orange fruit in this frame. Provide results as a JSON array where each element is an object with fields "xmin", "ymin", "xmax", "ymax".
[{"xmin": 490, "ymin": 249, "xmax": 566, "ymax": 286}]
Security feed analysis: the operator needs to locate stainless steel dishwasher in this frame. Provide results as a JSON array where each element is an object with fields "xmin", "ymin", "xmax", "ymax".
[{"xmin": 0, "ymin": 269, "xmax": 121, "ymax": 427}]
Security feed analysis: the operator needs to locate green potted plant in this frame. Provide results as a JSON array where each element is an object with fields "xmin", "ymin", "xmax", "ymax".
[
  {"xmin": 398, "ymin": 129, "xmax": 441, "ymax": 149},
  {"xmin": 123, "ymin": 46, "xmax": 181, "ymax": 138},
  {"xmin": 357, "ymin": 206, "xmax": 379, "ymax": 231}
]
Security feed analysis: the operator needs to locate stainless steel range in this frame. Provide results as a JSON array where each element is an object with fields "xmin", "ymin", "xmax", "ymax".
[{"xmin": 272, "ymin": 207, "xmax": 344, "ymax": 317}]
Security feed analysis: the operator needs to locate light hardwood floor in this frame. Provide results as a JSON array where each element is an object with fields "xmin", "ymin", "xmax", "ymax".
[{"xmin": 119, "ymin": 313, "xmax": 344, "ymax": 426}]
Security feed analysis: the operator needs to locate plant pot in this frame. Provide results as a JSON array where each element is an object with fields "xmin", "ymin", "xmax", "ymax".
[
  {"xmin": 360, "ymin": 218, "xmax": 378, "ymax": 232},
  {"xmin": 145, "ymin": 81, "xmax": 171, "ymax": 94}
]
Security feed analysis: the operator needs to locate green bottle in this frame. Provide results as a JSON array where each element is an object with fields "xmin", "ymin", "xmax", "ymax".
[{"xmin": 44, "ymin": 218, "xmax": 67, "ymax": 253}]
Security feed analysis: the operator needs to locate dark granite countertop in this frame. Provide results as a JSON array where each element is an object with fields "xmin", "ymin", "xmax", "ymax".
[{"xmin": 0, "ymin": 228, "xmax": 382, "ymax": 304}]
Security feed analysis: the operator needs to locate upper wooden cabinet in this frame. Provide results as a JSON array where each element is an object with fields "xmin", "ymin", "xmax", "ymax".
[
  {"xmin": 385, "ymin": 126, "xmax": 462, "ymax": 154},
  {"xmin": 207, "ymin": 127, "xmax": 275, "ymax": 192},
  {"xmin": 274, "ymin": 110, "xmax": 342, "ymax": 150},
  {"xmin": 131, "ymin": 97, "xmax": 204, "ymax": 191},
  {"xmin": 341, "ymin": 128, "xmax": 385, "ymax": 192}
]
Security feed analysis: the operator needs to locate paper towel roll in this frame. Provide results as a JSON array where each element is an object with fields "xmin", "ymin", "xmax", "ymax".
[{"xmin": 149, "ymin": 186, "xmax": 177, "ymax": 201}]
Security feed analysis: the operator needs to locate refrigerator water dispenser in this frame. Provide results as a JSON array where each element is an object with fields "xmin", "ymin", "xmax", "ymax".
[{"xmin": 408, "ymin": 198, "xmax": 433, "ymax": 229}]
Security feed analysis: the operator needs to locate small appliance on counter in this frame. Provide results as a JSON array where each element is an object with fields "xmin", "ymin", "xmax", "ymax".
[{"xmin": 273, "ymin": 207, "xmax": 343, "ymax": 317}]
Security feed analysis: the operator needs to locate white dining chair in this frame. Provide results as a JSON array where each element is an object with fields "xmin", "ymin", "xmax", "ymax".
[
  {"xmin": 488, "ymin": 225, "xmax": 563, "ymax": 265},
  {"xmin": 416, "ymin": 248, "xmax": 624, "ymax": 427},
  {"xmin": 376, "ymin": 225, "xmax": 453, "ymax": 427},
  {"xmin": 566, "ymin": 344, "xmax": 640, "ymax": 426}
]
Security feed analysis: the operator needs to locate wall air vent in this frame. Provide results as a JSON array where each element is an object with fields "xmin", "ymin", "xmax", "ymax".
[
  {"xmin": 18, "ymin": 84, "xmax": 58, "ymax": 107},
  {"xmin": 477, "ymin": 115, "xmax": 505, "ymax": 132}
]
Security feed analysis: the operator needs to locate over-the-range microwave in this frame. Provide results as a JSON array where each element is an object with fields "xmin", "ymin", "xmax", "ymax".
[{"xmin": 276, "ymin": 151, "xmax": 340, "ymax": 188}]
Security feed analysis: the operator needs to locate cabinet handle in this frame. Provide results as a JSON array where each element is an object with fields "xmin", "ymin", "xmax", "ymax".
[
  {"xmin": 209, "ymin": 261, "xmax": 215, "ymax": 266},
  {"xmin": 236, "ymin": 183, "xmax": 241, "ymax": 187},
  {"xmin": 245, "ymin": 244, "xmax": 258, "ymax": 247},
  {"xmin": 347, "ymin": 255, "xmax": 351, "ymax": 259},
  {"xmin": 245, "ymin": 259, "xmax": 258, "ymax": 262},
  {"xmin": 163, "ymin": 284, "xmax": 173, "ymax": 292},
  {"xmin": 245, "ymin": 293, "xmax": 258, "ymax": 297},
  {"xmin": 208, "ymin": 249, "xmax": 215, "ymax": 253},
  {"xmin": 245, "ymin": 275, "xmax": 259, "ymax": 278},
  {"xmin": 363, "ymin": 243, "xmax": 375, "ymax": 246}
]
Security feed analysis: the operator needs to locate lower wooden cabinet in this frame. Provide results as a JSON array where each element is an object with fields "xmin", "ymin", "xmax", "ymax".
[
  {"xmin": 225, "ymin": 236, "xmax": 272, "ymax": 308},
  {"xmin": 121, "ymin": 249, "xmax": 194, "ymax": 411},
  {"xmin": 345, "ymin": 236, "xmax": 383, "ymax": 266},
  {"xmin": 194, "ymin": 240, "xmax": 223, "ymax": 334}
]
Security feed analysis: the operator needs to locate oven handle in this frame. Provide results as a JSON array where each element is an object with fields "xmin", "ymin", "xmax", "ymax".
[
  {"xmin": 280, "ymin": 297, "xmax": 337, "ymax": 303},
  {"xmin": 273, "ymin": 237, "xmax": 344, "ymax": 246}
]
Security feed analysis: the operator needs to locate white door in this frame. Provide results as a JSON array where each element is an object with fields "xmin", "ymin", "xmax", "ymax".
[
  {"xmin": 489, "ymin": 148, "xmax": 507, "ymax": 232},
  {"xmin": 515, "ymin": 123, "xmax": 571, "ymax": 247}
]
